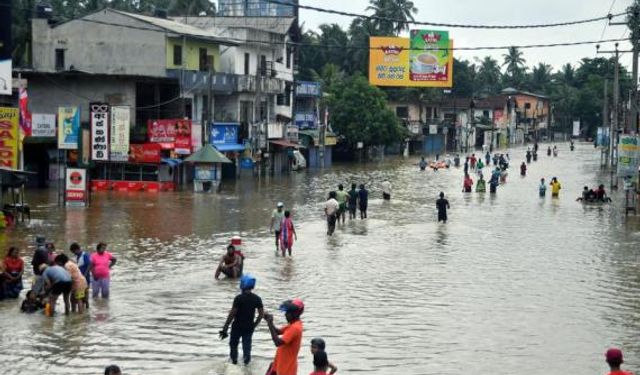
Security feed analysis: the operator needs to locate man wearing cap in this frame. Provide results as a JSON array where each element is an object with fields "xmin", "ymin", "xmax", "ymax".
[
  {"xmin": 220, "ymin": 274, "xmax": 263, "ymax": 365},
  {"xmin": 270, "ymin": 202, "xmax": 285, "ymax": 251},
  {"xmin": 264, "ymin": 299, "xmax": 304, "ymax": 375},
  {"xmin": 605, "ymin": 348, "xmax": 633, "ymax": 375}
]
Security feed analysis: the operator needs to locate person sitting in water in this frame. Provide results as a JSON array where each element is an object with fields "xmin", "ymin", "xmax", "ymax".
[
  {"xmin": 476, "ymin": 174, "xmax": 486, "ymax": 193},
  {"xmin": 215, "ymin": 245, "xmax": 242, "ymax": 279},
  {"xmin": 20, "ymin": 290, "xmax": 44, "ymax": 313},
  {"xmin": 577, "ymin": 186, "xmax": 596, "ymax": 202},
  {"xmin": 596, "ymin": 184, "xmax": 612, "ymax": 202},
  {"xmin": 419, "ymin": 157, "xmax": 427, "ymax": 171}
]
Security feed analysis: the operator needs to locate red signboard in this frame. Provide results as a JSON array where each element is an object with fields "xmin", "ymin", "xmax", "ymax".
[
  {"xmin": 129, "ymin": 143, "xmax": 162, "ymax": 164},
  {"xmin": 148, "ymin": 119, "xmax": 192, "ymax": 154}
]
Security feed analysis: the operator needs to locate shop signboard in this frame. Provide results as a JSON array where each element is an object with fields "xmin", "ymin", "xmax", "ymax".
[
  {"xmin": 572, "ymin": 120, "xmax": 580, "ymax": 137},
  {"xmin": 129, "ymin": 143, "xmax": 161, "ymax": 164},
  {"xmin": 65, "ymin": 167, "xmax": 87, "ymax": 206},
  {"xmin": 90, "ymin": 103, "xmax": 109, "ymax": 161},
  {"xmin": 0, "ymin": 107, "xmax": 18, "ymax": 168},
  {"xmin": 110, "ymin": 106, "xmax": 130, "ymax": 161},
  {"xmin": 148, "ymin": 119, "xmax": 192, "ymax": 154},
  {"xmin": 617, "ymin": 135, "xmax": 640, "ymax": 178},
  {"xmin": 57, "ymin": 106, "xmax": 80, "ymax": 149},
  {"xmin": 369, "ymin": 30, "xmax": 453, "ymax": 88},
  {"xmin": 191, "ymin": 121, "xmax": 202, "ymax": 152},
  {"xmin": 210, "ymin": 123, "xmax": 239, "ymax": 144},
  {"xmin": 32, "ymin": 113, "xmax": 56, "ymax": 137}
]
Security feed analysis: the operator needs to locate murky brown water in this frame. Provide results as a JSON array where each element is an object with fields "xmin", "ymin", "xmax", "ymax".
[{"xmin": 1, "ymin": 143, "xmax": 640, "ymax": 375}]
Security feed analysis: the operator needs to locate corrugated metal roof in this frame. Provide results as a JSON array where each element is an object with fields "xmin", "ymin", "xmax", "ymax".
[
  {"xmin": 109, "ymin": 9, "xmax": 238, "ymax": 45},
  {"xmin": 173, "ymin": 16, "xmax": 295, "ymax": 35}
]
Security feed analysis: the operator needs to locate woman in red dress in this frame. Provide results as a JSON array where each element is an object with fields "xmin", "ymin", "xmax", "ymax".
[{"xmin": 2, "ymin": 247, "xmax": 24, "ymax": 299}]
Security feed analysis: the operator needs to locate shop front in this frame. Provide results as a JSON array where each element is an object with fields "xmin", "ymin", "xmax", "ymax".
[{"xmin": 210, "ymin": 122, "xmax": 246, "ymax": 179}]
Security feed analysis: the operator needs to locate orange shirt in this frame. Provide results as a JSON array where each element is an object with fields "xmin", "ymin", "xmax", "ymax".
[{"xmin": 273, "ymin": 320, "xmax": 303, "ymax": 375}]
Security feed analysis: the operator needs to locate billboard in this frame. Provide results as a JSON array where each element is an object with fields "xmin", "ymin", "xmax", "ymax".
[
  {"xmin": 148, "ymin": 119, "xmax": 192, "ymax": 154},
  {"xmin": 369, "ymin": 30, "xmax": 453, "ymax": 88},
  {"xmin": 110, "ymin": 106, "xmax": 130, "ymax": 162},
  {"xmin": 32, "ymin": 114, "xmax": 56, "ymax": 137},
  {"xmin": 617, "ymin": 135, "xmax": 640, "ymax": 178},
  {"xmin": 58, "ymin": 107, "xmax": 80, "ymax": 149},
  {"xmin": 0, "ymin": 107, "xmax": 18, "ymax": 168}
]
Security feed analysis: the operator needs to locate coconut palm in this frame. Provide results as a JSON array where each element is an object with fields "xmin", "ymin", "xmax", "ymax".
[
  {"xmin": 530, "ymin": 63, "xmax": 553, "ymax": 92},
  {"xmin": 367, "ymin": 0, "xmax": 418, "ymax": 35},
  {"xmin": 502, "ymin": 47, "xmax": 527, "ymax": 87},
  {"xmin": 477, "ymin": 56, "xmax": 502, "ymax": 95}
]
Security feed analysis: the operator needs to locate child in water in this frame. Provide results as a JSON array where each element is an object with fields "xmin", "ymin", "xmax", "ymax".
[
  {"xmin": 310, "ymin": 338, "xmax": 338, "ymax": 374},
  {"xmin": 539, "ymin": 178, "xmax": 547, "ymax": 197},
  {"xmin": 20, "ymin": 290, "xmax": 44, "ymax": 313}
]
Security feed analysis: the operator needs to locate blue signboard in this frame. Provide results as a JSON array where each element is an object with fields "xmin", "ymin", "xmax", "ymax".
[
  {"xmin": 295, "ymin": 113, "xmax": 317, "ymax": 129},
  {"xmin": 295, "ymin": 81, "xmax": 321, "ymax": 97},
  {"xmin": 210, "ymin": 123, "xmax": 239, "ymax": 144}
]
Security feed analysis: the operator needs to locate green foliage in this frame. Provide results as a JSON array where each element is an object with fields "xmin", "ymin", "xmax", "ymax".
[
  {"xmin": 366, "ymin": 0, "xmax": 417, "ymax": 36},
  {"xmin": 327, "ymin": 75, "xmax": 404, "ymax": 147}
]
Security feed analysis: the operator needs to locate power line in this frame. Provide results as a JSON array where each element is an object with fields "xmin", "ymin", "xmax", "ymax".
[
  {"xmin": 266, "ymin": 0, "xmax": 628, "ymax": 30},
  {"xmin": 599, "ymin": 0, "xmax": 617, "ymax": 41}
]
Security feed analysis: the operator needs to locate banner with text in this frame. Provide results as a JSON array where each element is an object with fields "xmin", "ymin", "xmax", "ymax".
[
  {"xmin": 90, "ymin": 103, "xmax": 109, "ymax": 161},
  {"xmin": 617, "ymin": 135, "xmax": 640, "ymax": 178},
  {"xmin": 110, "ymin": 106, "xmax": 130, "ymax": 162},
  {"xmin": 148, "ymin": 119, "xmax": 192, "ymax": 154},
  {"xmin": 369, "ymin": 30, "xmax": 453, "ymax": 88},
  {"xmin": 58, "ymin": 106, "xmax": 80, "ymax": 149},
  {"xmin": 32, "ymin": 113, "xmax": 56, "ymax": 137},
  {"xmin": 0, "ymin": 107, "xmax": 19, "ymax": 168}
]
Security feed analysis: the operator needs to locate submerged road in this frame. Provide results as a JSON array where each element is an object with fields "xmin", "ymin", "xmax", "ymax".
[{"xmin": 1, "ymin": 143, "xmax": 639, "ymax": 375}]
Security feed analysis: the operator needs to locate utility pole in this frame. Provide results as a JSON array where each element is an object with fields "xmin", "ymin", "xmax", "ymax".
[
  {"xmin": 597, "ymin": 43, "xmax": 629, "ymax": 188},
  {"xmin": 603, "ymin": 78, "xmax": 609, "ymax": 166},
  {"xmin": 612, "ymin": 9, "xmax": 640, "ymax": 132}
]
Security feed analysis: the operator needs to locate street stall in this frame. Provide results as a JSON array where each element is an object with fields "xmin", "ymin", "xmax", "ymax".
[
  {"xmin": 0, "ymin": 168, "xmax": 35, "ymax": 224},
  {"xmin": 185, "ymin": 144, "xmax": 231, "ymax": 193}
]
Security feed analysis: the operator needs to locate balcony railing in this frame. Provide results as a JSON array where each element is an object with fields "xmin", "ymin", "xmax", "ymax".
[{"xmin": 237, "ymin": 75, "xmax": 284, "ymax": 94}]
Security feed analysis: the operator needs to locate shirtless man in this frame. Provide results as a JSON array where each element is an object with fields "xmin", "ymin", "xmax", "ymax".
[{"xmin": 215, "ymin": 245, "xmax": 242, "ymax": 279}]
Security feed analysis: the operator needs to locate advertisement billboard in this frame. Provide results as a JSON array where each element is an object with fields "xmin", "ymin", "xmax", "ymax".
[
  {"xmin": 90, "ymin": 103, "xmax": 109, "ymax": 161},
  {"xmin": 65, "ymin": 167, "xmax": 87, "ymax": 206},
  {"xmin": 0, "ymin": 107, "xmax": 19, "ymax": 168},
  {"xmin": 129, "ymin": 143, "xmax": 161, "ymax": 164},
  {"xmin": 110, "ymin": 106, "xmax": 130, "ymax": 162},
  {"xmin": 148, "ymin": 119, "xmax": 192, "ymax": 154},
  {"xmin": 58, "ymin": 106, "xmax": 80, "ymax": 149},
  {"xmin": 369, "ymin": 30, "xmax": 453, "ymax": 88},
  {"xmin": 617, "ymin": 135, "xmax": 640, "ymax": 178}
]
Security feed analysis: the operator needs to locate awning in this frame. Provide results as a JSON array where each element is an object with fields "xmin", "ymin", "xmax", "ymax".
[
  {"xmin": 185, "ymin": 144, "xmax": 232, "ymax": 164},
  {"xmin": 213, "ymin": 143, "xmax": 246, "ymax": 152},
  {"xmin": 269, "ymin": 139, "xmax": 303, "ymax": 148},
  {"xmin": 161, "ymin": 158, "xmax": 184, "ymax": 167}
]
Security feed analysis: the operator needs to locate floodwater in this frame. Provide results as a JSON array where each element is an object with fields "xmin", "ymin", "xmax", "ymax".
[{"xmin": 1, "ymin": 143, "xmax": 640, "ymax": 375}]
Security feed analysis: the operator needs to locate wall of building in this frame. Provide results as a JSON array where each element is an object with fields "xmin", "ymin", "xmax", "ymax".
[
  {"xmin": 166, "ymin": 37, "xmax": 221, "ymax": 72},
  {"xmin": 32, "ymin": 11, "xmax": 166, "ymax": 77},
  {"xmin": 27, "ymin": 75, "xmax": 137, "ymax": 125}
]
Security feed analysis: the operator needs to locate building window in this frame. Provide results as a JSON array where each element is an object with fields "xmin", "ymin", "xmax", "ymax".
[
  {"xmin": 244, "ymin": 53, "xmax": 250, "ymax": 75},
  {"xmin": 55, "ymin": 49, "xmax": 65, "ymax": 70},
  {"xmin": 260, "ymin": 55, "xmax": 267, "ymax": 76},
  {"xmin": 198, "ymin": 48, "xmax": 209, "ymax": 72},
  {"xmin": 395, "ymin": 106, "xmax": 408, "ymax": 118},
  {"xmin": 277, "ymin": 83, "xmax": 292, "ymax": 107},
  {"xmin": 286, "ymin": 45, "xmax": 291, "ymax": 68},
  {"xmin": 173, "ymin": 45, "xmax": 182, "ymax": 66}
]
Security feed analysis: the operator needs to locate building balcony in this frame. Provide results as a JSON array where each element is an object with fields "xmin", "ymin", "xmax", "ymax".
[
  {"xmin": 166, "ymin": 70, "xmax": 237, "ymax": 94},
  {"xmin": 237, "ymin": 75, "xmax": 285, "ymax": 94}
]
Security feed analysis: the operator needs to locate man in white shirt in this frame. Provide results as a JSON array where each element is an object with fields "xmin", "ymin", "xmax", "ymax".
[
  {"xmin": 324, "ymin": 191, "xmax": 339, "ymax": 236},
  {"xmin": 381, "ymin": 180, "xmax": 391, "ymax": 200},
  {"xmin": 270, "ymin": 202, "xmax": 285, "ymax": 251}
]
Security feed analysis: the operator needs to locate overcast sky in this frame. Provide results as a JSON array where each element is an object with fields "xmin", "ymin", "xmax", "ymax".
[{"xmin": 299, "ymin": 0, "xmax": 634, "ymax": 72}]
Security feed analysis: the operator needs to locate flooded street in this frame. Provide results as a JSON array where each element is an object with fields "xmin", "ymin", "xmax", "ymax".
[{"xmin": 1, "ymin": 143, "xmax": 640, "ymax": 375}]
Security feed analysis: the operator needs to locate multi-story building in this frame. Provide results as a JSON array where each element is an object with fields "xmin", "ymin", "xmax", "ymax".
[
  {"xmin": 218, "ymin": 0, "xmax": 298, "ymax": 17},
  {"xmin": 177, "ymin": 16, "xmax": 298, "ymax": 174}
]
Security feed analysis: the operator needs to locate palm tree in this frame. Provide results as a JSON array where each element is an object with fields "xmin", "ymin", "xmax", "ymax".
[
  {"xmin": 367, "ymin": 0, "xmax": 418, "ymax": 35},
  {"xmin": 502, "ymin": 47, "xmax": 527, "ymax": 87},
  {"xmin": 477, "ymin": 56, "xmax": 502, "ymax": 95},
  {"xmin": 530, "ymin": 63, "xmax": 553, "ymax": 92},
  {"xmin": 558, "ymin": 63, "xmax": 575, "ymax": 86}
]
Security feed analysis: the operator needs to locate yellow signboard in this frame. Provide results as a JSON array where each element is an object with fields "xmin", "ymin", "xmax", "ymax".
[
  {"xmin": 0, "ymin": 107, "xmax": 19, "ymax": 169},
  {"xmin": 369, "ymin": 32, "xmax": 453, "ymax": 88}
]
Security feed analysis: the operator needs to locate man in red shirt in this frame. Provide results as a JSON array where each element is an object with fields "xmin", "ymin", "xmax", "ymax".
[
  {"xmin": 264, "ymin": 299, "xmax": 304, "ymax": 375},
  {"xmin": 606, "ymin": 348, "xmax": 633, "ymax": 375}
]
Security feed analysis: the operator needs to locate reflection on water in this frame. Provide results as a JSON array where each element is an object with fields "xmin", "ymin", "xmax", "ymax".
[{"xmin": 1, "ymin": 143, "xmax": 640, "ymax": 375}]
